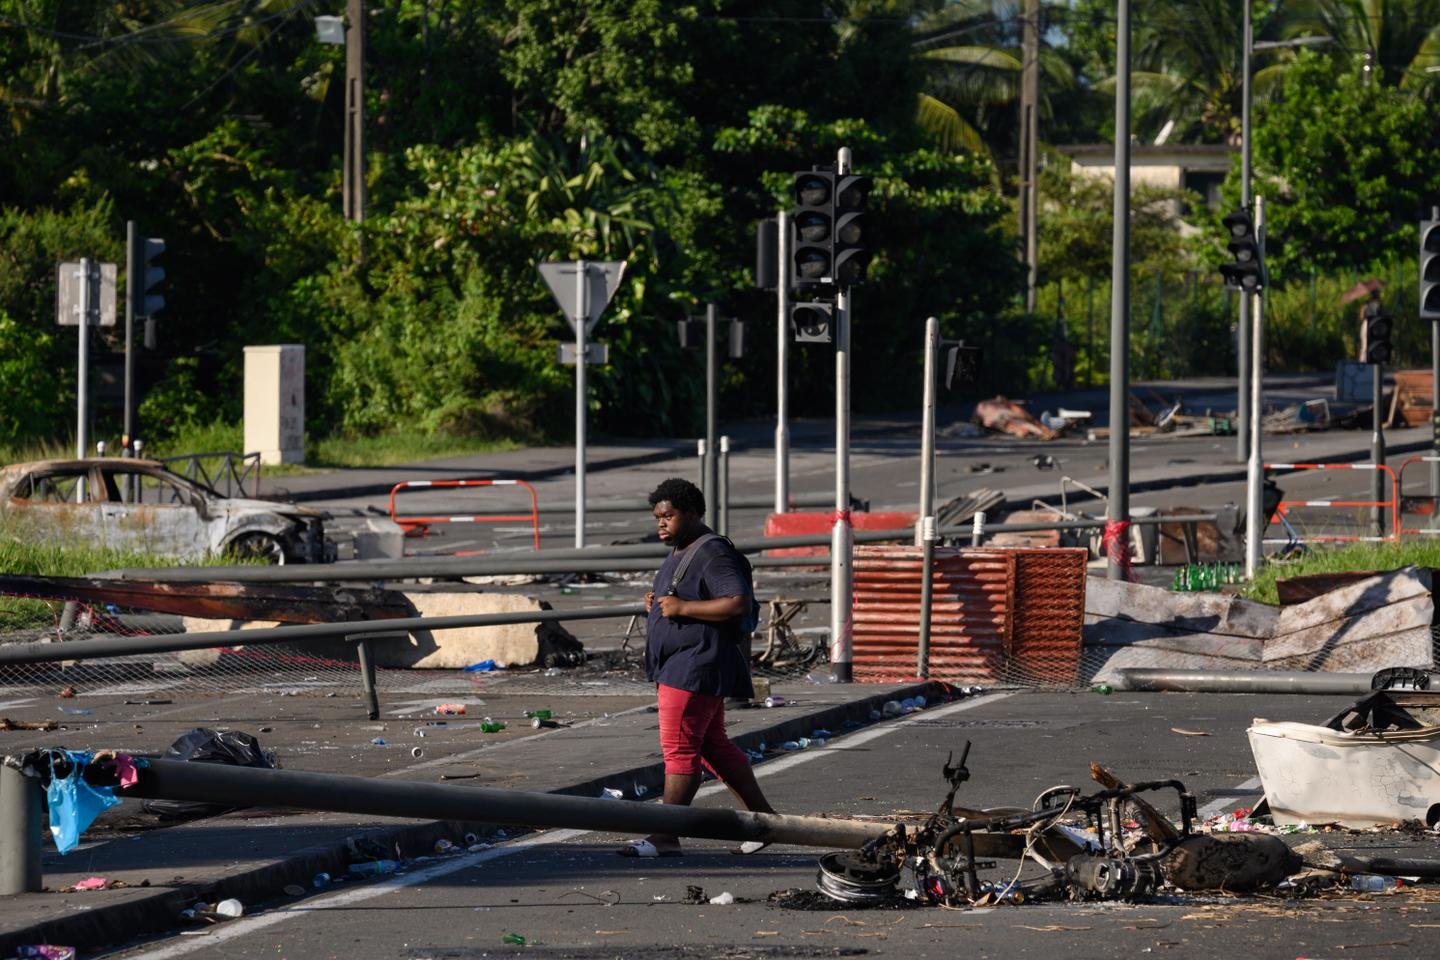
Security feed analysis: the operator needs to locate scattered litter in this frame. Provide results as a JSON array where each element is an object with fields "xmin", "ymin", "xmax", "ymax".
[
  {"xmin": 1170, "ymin": 728, "xmax": 1210, "ymax": 737},
  {"xmin": 434, "ymin": 704, "xmax": 466, "ymax": 715},
  {"xmin": 467, "ymin": 843, "xmax": 490, "ymax": 852},
  {"xmin": 599, "ymin": 787, "xmax": 624, "ymax": 800},
  {"xmin": 16, "ymin": 946, "xmax": 77, "ymax": 959},
  {"xmin": 531, "ymin": 717, "xmax": 561, "ymax": 729},
  {"xmin": 763, "ymin": 695, "xmax": 786, "ymax": 708},
  {"xmin": 434, "ymin": 838, "xmax": 457, "ymax": 854},
  {"xmin": 73, "ymin": 876, "xmax": 109, "ymax": 891},
  {"xmin": 123, "ymin": 699, "xmax": 172, "ymax": 705},
  {"xmin": 501, "ymin": 933, "xmax": 528, "ymax": 945},
  {"xmin": 709, "ymin": 891, "xmax": 735, "ymax": 905},
  {"xmin": 348, "ymin": 859, "xmax": 400, "ymax": 876},
  {"xmin": 58, "ymin": 685, "xmax": 76, "ymax": 698},
  {"xmin": 464, "ymin": 660, "xmax": 499, "ymax": 673},
  {"xmin": 1350, "ymin": 874, "xmax": 1404, "ymax": 893},
  {"xmin": 215, "ymin": 898, "xmax": 244, "ymax": 918},
  {"xmin": 480, "ymin": 718, "xmax": 506, "ymax": 733},
  {"xmin": 313, "ymin": 872, "xmax": 331, "ymax": 888},
  {"xmin": 463, "ymin": 832, "xmax": 478, "ymax": 845},
  {"xmin": 57, "ymin": 706, "xmax": 92, "ymax": 716},
  {"xmin": 681, "ymin": 885, "xmax": 707, "ymax": 904},
  {"xmin": 411, "ymin": 747, "xmax": 424, "ymax": 758},
  {"xmin": 371, "ymin": 738, "xmax": 386, "ymax": 746}
]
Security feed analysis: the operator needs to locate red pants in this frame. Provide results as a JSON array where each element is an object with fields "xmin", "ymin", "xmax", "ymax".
[{"xmin": 657, "ymin": 683, "xmax": 751, "ymax": 780}]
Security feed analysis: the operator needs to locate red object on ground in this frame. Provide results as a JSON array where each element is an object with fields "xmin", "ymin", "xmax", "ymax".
[{"xmin": 763, "ymin": 511, "xmax": 917, "ymax": 557}]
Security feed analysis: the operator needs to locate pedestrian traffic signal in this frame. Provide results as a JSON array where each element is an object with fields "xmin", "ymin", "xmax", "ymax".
[
  {"xmin": 832, "ymin": 175, "xmax": 872, "ymax": 287},
  {"xmin": 755, "ymin": 218, "xmax": 778, "ymax": 291},
  {"xmin": 1362, "ymin": 300, "xmax": 1393, "ymax": 365},
  {"xmin": 1219, "ymin": 209, "xmax": 1264, "ymax": 292},
  {"xmin": 791, "ymin": 170, "xmax": 834, "ymax": 287},
  {"xmin": 1421, "ymin": 217, "xmax": 1440, "ymax": 320},
  {"xmin": 790, "ymin": 302, "xmax": 833, "ymax": 343}
]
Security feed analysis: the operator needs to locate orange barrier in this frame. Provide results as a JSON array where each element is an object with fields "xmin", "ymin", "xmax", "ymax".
[
  {"xmin": 1263, "ymin": 462, "xmax": 1399, "ymax": 545},
  {"xmin": 387, "ymin": 478, "xmax": 542, "ymax": 550}
]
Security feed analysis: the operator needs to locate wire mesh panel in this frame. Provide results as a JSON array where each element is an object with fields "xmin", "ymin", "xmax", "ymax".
[{"xmin": 968, "ymin": 547, "xmax": 1088, "ymax": 686}]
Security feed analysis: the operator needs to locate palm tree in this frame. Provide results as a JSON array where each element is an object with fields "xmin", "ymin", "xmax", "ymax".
[
  {"xmin": 910, "ymin": 0, "xmax": 1025, "ymax": 154},
  {"xmin": 1283, "ymin": 0, "xmax": 1440, "ymax": 95}
]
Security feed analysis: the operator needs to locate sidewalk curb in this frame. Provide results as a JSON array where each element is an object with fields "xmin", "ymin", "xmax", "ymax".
[{"xmin": 0, "ymin": 679, "xmax": 957, "ymax": 955}]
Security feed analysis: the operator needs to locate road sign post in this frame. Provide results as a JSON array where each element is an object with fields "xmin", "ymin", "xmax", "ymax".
[
  {"xmin": 538, "ymin": 260, "xmax": 627, "ymax": 548},
  {"xmin": 831, "ymin": 146, "xmax": 854, "ymax": 684},
  {"xmin": 56, "ymin": 259, "xmax": 116, "ymax": 470},
  {"xmin": 775, "ymin": 210, "xmax": 791, "ymax": 515}
]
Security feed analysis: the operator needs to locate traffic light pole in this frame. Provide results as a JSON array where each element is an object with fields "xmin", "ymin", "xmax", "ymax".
[
  {"xmin": 1244, "ymin": 197, "xmax": 1265, "ymax": 579},
  {"xmin": 1106, "ymin": 0, "xmax": 1131, "ymax": 581},
  {"xmin": 123, "ymin": 221, "xmax": 136, "ymax": 452},
  {"xmin": 705, "ymin": 303, "xmax": 719, "ymax": 519},
  {"xmin": 775, "ymin": 211, "xmax": 791, "ymax": 515},
  {"xmin": 1236, "ymin": 0, "xmax": 1252, "ymax": 464},
  {"xmin": 917, "ymin": 316, "xmax": 939, "ymax": 546},
  {"xmin": 1373, "ymin": 360, "xmax": 1386, "ymax": 537},
  {"xmin": 830, "ymin": 147, "xmax": 855, "ymax": 683},
  {"xmin": 1431, "ymin": 206, "xmax": 1440, "ymax": 504}
]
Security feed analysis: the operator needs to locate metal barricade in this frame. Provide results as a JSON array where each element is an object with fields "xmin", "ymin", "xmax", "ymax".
[
  {"xmin": 157, "ymin": 451, "xmax": 263, "ymax": 499},
  {"xmin": 1396, "ymin": 456, "xmax": 1440, "ymax": 537},
  {"xmin": 387, "ymin": 478, "xmax": 542, "ymax": 550},
  {"xmin": 1263, "ymin": 462, "xmax": 1399, "ymax": 546}
]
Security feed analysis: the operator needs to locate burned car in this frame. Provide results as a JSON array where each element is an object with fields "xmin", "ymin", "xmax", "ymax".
[{"xmin": 0, "ymin": 458, "xmax": 331, "ymax": 564}]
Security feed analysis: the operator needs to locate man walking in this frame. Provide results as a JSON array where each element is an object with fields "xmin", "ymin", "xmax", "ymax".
[{"xmin": 618, "ymin": 477, "xmax": 776, "ymax": 857}]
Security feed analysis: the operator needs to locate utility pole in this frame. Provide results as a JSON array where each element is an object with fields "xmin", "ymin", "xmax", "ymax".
[
  {"xmin": 1106, "ymin": 0, "xmax": 1132, "ymax": 580},
  {"xmin": 775, "ymin": 210, "xmax": 791, "ymax": 515},
  {"xmin": 342, "ymin": 0, "xmax": 365, "ymax": 223},
  {"xmin": 830, "ymin": 146, "xmax": 855, "ymax": 683},
  {"xmin": 1236, "ymin": 0, "xmax": 1252, "ymax": 463},
  {"xmin": 1020, "ymin": 0, "xmax": 1040, "ymax": 314}
]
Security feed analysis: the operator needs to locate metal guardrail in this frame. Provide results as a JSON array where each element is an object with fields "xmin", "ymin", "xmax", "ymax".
[
  {"xmin": 157, "ymin": 451, "xmax": 263, "ymax": 499},
  {"xmin": 98, "ymin": 514, "xmax": 1219, "ymax": 584}
]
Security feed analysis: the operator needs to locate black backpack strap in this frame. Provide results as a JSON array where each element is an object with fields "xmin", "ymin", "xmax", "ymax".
[{"xmin": 667, "ymin": 533, "xmax": 720, "ymax": 595}]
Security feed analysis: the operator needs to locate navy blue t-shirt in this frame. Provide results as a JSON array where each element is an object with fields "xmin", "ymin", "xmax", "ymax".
[{"xmin": 645, "ymin": 530, "xmax": 755, "ymax": 699}]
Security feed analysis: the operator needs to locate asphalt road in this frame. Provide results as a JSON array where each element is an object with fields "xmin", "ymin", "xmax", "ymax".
[{"xmin": 99, "ymin": 690, "xmax": 1440, "ymax": 960}]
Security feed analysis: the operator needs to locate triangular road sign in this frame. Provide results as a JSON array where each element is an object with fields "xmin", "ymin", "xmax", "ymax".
[{"xmin": 538, "ymin": 261, "xmax": 627, "ymax": 335}]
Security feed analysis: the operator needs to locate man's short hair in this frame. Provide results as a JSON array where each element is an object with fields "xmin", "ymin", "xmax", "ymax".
[{"xmin": 648, "ymin": 477, "xmax": 705, "ymax": 518}]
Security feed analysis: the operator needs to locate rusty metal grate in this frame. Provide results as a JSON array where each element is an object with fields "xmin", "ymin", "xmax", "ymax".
[{"xmin": 851, "ymin": 545, "xmax": 1086, "ymax": 687}]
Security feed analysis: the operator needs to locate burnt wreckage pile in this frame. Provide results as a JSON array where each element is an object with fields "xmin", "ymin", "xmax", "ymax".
[{"xmin": 813, "ymin": 742, "xmax": 1299, "ymax": 907}]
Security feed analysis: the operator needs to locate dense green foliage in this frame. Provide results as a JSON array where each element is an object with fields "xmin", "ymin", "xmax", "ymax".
[{"xmin": 2, "ymin": 0, "xmax": 1440, "ymax": 452}]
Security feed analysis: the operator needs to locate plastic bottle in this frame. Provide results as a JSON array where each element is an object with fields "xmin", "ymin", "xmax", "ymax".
[
  {"xmin": 480, "ymin": 719, "xmax": 506, "ymax": 733},
  {"xmin": 502, "ymin": 933, "xmax": 527, "ymax": 945},
  {"xmin": 1349, "ymin": 874, "xmax": 1403, "ymax": 893},
  {"xmin": 780, "ymin": 740, "xmax": 802, "ymax": 751},
  {"xmin": 313, "ymin": 872, "xmax": 331, "ymax": 888},
  {"xmin": 763, "ymin": 695, "xmax": 785, "ymax": 708},
  {"xmin": 348, "ymin": 859, "xmax": 400, "ymax": 876},
  {"xmin": 57, "ymin": 706, "xmax": 92, "ymax": 716},
  {"xmin": 881, "ymin": 700, "xmax": 903, "ymax": 717},
  {"xmin": 524, "ymin": 709, "xmax": 553, "ymax": 720},
  {"xmin": 1090, "ymin": 684, "xmax": 1113, "ymax": 695}
]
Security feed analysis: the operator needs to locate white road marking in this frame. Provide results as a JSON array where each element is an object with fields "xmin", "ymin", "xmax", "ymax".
[
  {"xmin": 1197, "ymin": 776, "xmax": 1262, "ymax": 819},
  {"xmin": 114, "ymin": 828, "xmax": 592, "ymax": 960},
  {"xmin": 113, "ymin": 691, "xmax": 1015, "ymax": 960}
]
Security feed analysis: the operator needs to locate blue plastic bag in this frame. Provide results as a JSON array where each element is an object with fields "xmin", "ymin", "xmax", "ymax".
[
  {"xmin": 463, "ymin": 659, "xmax": 498, "ymax": 673},
  {"xmin": 44, "ymin": 750, "xmax": 120, "ymax": 854}
]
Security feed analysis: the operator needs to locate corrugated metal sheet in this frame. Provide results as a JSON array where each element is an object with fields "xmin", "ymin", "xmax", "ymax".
[{"xmin": 851, "ymin": 545, "xmax": 1087, "ymax": 686}]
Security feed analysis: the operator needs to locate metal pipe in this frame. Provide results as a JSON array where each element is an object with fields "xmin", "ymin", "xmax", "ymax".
[
  {"xmin": 122, "ymin": 759, "xmax": 889, "ymax": 850},
  {"xmin": 830, "ymin": 144, "xmax": 854, "ymax": 683},
  {"xmin": 1114, "ymin": 669, "xmax": 1373, "ymax": 695},
  {"xmin": 917, "ymin": 316, "xmax": 938, "ymax": 546},
  {"xmin": 0, "ymin": 762, "xmax": 43, "ymax": 895},
  {"xmin": 776, "ymin": 209, "xmax": 791, "ymax": 514},
  {"xmin": 705, "ymin": 303, "xmax": 719, "ymax": 517},
  {"xmin": 719, "ymin": 435, "xmax": 730, "ymax": 537},
  {"xmin": 0, "ymin": 604, "xmax": 647, "ymax": 666},
  {"xmin": 917, "ymin": 515, "xmax": 936, "ymax": 679},
  {"xmin": 101, "ymin": 514, "xmax": 1221, "ymax": 583},
  {"xmin": 1237, "ymin": 0, "xmax": 1252, "ymax": 463},
  {"xmin": 1245, "ymin": 195, "xmax": 1265, "ymax": 579},
  {"xmin": 575, "ymin": 259, "xmax": 589, "ymax": 549},
  {"xmin": 1373, "ymin": 362, "xmax": 1387, "ymax": 537},
  {"xmin": 1106, "ymin": 0, "xmax": 1131, "ymax": 580},
  {"xmin": 123, "ymin": 221, "xmax": 136, "ymax": 450},
  {"xmin": 76, "ymin": 257, "xmax": 91, "ymax": 469},
  {"xmin": 419, "ymin": 490, "xmax": 837, "ymax": 516}
]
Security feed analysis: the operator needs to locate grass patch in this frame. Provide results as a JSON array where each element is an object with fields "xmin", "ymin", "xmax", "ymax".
[
  {"xmin": 0, "ymin": 519, "xmax": 254, "ymax": 629},
  {"xmin": 1241, "ymin": 540, "xmax": 1440, "ymax": 605},
  {"xmin": 309, "ymin": 430, "xmax": 521, "ymax": 468}
]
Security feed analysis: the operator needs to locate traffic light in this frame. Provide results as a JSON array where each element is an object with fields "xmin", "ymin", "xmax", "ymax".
[
  {"xmin": 755, "ymin": 218, "xmax": 778, "ymax": 290},
  {"xmin": 1219, "ymin": 209, "xmax": 1264, "ymax": 292},
  {"xmin": 790, "ymin": 302, "xmax": 833, "ymax": 343},
  {"xmin": 791, "ymin": 170, "xmax": 834, "ymax": 287},
  {"xmin": 676, "ymin": 318, "xmax": 705, "ymax": 350},
  {"xmin": 1421, "ymin": 217, "xmax": 1440, "ymax": 320},
  {"xmin": 832, "ymin": 174, "xmax": 872, "ymax": 287},
  {"xmin": 127, "ymin": 231, "xmax": 165, "ymax": 320},
  {"xmin": 1362, "ymin": 299, "xmax": 1393, "ymax": 365}
]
